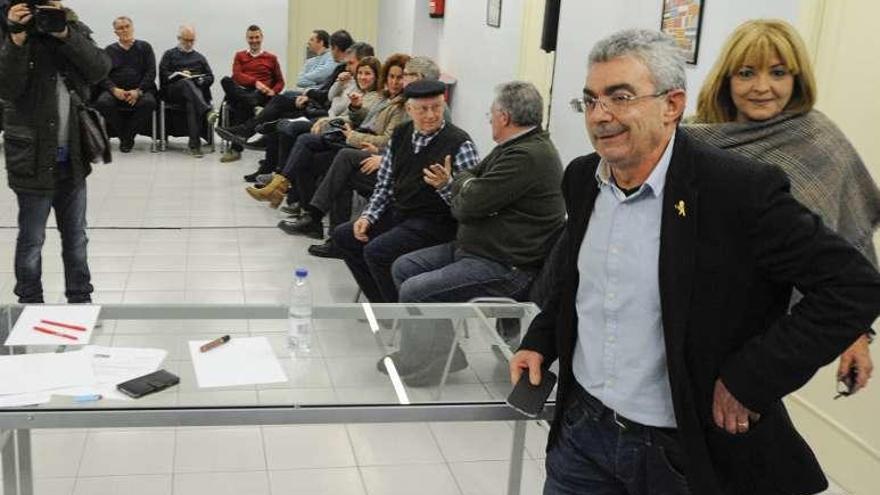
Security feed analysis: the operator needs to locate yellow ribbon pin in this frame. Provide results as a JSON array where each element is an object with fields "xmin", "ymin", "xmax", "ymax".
[{"xmin": 675, "ymin": 200, "xmax": 686, "ymax": 217}]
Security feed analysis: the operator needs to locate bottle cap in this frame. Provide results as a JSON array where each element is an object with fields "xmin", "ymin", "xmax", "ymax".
[{"xmin": 295, "ymin": 268, "xmax": 308, "ymax": 278}]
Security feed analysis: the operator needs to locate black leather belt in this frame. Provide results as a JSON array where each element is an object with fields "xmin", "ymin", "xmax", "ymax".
[{"xmin": 570, "ymin": 381, "xmax": 678, "ymax": 435}]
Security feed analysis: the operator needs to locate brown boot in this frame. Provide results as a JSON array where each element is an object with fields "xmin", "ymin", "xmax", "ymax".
[
  {"xmin": 246, "ymin": 174, "xmax": 290, "ymax": 202},
  {"xmin": 268, "ymin": 187, "xmax": 287, "ymax": 209}
]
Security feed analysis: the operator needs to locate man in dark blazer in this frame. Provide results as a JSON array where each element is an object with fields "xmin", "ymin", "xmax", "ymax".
[{"xmin": 509, "ymin": 29, "xmax": 880, "ymax": 495}]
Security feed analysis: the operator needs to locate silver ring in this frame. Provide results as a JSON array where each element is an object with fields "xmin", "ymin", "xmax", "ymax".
[{"xmin": 737, "ymin": 421, "xmax": 748, "ymax": 427}]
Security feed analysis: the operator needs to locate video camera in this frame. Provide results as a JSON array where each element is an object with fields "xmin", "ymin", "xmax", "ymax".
[{"xmin": 6, "ymin": 0, "xmax": 68, "ymax": 35}]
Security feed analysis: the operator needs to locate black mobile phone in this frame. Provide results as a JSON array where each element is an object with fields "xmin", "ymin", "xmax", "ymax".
[
  {"xmin": 117, "ymin": 369, "xmax": 179, "ymax": 399},
  {"xmin": 506, "ymin": 369, "xmax": 557, "ymax": 418}
]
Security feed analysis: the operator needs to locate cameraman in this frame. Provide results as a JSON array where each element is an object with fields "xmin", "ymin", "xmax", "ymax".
[{"xmin": 0, "ymin": 1, "xmax": 110, "ymax": 304}]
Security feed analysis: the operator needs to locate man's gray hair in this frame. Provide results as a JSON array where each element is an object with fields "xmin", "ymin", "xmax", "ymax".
[
  {"xmin": 113, "ymin": 16, "xmax": 133, "ymax": 28},
  {"xmin": 589, "ymin": 29, "xmax": 686, "ymax": 92},
  {"xmin": 405, "ymin": 56, "xmax": 441, "ymax": 81},
  {"xmin": 493, "ymin": 81, "xmax": 543, "ymax": 127}
]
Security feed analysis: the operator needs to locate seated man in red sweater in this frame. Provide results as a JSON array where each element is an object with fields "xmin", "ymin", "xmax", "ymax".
[{"xmin": 219, "ymin": 24, "xmax": 285, "ymax": 162}]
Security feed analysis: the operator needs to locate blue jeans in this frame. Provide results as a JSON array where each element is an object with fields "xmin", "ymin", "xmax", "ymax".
[
  {"xmin": 332, "ymin": 212, "xmax": 457, "ymax": 303},
  {"xmin": 544, "ymin": 383, "xmax": 691, "ymax": 495},
  {"xmin": 390, "ymin": 242, "xmax": 535, "ymax": 369},
  {"xmin": 14, "ymin": 179, "xmax": 93, "ymax": 303},
  {"xmin": 392, "ymin": 242, "xmax": 534, "ymax": 303}
]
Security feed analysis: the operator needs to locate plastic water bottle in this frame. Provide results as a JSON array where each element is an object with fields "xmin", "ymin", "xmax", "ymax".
[{"xmin": 288, "ymin": 268, "xmax": 313, "ymax": 354}]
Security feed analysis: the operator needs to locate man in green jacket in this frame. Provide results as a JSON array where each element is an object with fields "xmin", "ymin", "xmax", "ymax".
[
  {"xmin": 386, "ymin": 81, "xmax": 566, "ymax": 386},
  {"xmin": 0, "ymin": 1, "xmax": 110, "ymax": 303}
]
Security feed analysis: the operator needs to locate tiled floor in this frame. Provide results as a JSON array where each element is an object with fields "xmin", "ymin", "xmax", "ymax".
[
  {"xmin": 0, "ymin": 137, "xmax": 851, "ymax": 494},
  {"xmin": 0, "ymin": 138, "xmax": 549, "ymax": 495}
]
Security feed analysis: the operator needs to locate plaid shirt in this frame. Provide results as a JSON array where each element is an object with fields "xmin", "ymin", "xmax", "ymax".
[{"xmin": 361, "ymin": 122, "xmax": 480, "ymax": 224}]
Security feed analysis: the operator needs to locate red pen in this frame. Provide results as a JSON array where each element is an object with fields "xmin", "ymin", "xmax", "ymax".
[
  {"xmin": 40, "ymin": 319, "xmax": 87, "ymax": 332},
  {"xmin": 33, "ymin": 326, "xmax": 79, "ymax": 341}
]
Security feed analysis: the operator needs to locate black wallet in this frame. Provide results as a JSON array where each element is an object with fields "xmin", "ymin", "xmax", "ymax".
[{"xmin": 117, "ymin": 369, "xmax": 180, "ymax": 398}]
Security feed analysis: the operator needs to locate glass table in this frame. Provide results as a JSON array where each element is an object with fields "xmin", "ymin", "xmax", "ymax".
[{"xmin": 0, "ymin": 302, "xmax": 555, "ymax": 495}]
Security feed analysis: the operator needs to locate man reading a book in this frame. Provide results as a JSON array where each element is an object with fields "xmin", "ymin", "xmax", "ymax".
[{"xmin": 158, "ymin": 25, "xmax": 215, "ymax": 157}]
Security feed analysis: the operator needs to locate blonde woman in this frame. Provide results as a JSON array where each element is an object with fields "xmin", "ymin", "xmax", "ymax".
[{"xmin": 689, "ymin": 19, "xmax": 879, "ymax": 393}]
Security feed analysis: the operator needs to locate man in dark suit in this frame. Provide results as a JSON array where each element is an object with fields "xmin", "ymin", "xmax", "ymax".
[{"xmin": 509, "ymin": 29, "xmax": 880, "ymax": 495}]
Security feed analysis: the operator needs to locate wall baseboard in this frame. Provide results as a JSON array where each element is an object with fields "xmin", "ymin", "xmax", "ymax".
[{"xmin": 786, "ymin": 394, "xmax": 879, "ymax": 494}]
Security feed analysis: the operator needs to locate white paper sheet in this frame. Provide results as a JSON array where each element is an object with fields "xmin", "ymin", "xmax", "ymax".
[
  {"xmin": 54, "ymin": 346, "xmax": 168, "ymax": 401},
  {"xmin": 5, "ymin": 305, "xmax": 101, "ymax": 346},
  {"xmin": 188, "ymin": 336, "xmax": 287, "ymax": 388},
  {"xmin": 0, "ymin": 392, "xmax": 52, "ymax": 408},
  {"xmin": 0, "ymin": 351, "xmax": 96, "ymax": 395}
]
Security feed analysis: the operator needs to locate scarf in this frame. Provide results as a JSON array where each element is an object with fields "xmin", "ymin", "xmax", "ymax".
[{"xmin": 685, "ymin": 110, "xmax": 880, "ymax": 265}]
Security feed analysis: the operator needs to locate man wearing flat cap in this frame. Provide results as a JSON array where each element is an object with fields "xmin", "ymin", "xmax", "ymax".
[{"xmin": 332, "ymin": 79, "xmax": 480, "ymax": 303}]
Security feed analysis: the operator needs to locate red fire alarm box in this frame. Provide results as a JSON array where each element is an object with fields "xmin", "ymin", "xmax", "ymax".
[{"xmin": 429, "ymin": 0, "xmax": 445, "ymax": 18}]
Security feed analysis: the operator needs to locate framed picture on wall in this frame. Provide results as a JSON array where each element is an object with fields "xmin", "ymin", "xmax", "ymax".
[
  {"xmin": 487, "ymin": 0, "xmax": 502, "ymax": 28},
  {"xmin": 660, "ymin": 0, "xmax": 705, "ymax": 64}
]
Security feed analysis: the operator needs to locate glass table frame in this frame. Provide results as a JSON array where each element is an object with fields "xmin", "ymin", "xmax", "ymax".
[{"xmin": 0, "ymin": 302, "xmax": 556, "ymax": 495}]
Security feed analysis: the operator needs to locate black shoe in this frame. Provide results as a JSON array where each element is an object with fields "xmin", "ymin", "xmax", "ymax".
[
  {"xmin": 279, "ymin": 202, "xmax": 302, "ymax": 216},
  {"xmin": 119, "ymin": 139, "xmax": 133, "ymax": 153},
  {"xmin": 243, "ymin": 135, "xmax": 268, "ymax": 151},
  {"xmin": 277, "ymin": 215, "xmax": 324, "ymax": 239},
  {"xmin": 243, "ymin": 171, "xmax": 260, "ymax": 183},
  {"xmin": 401, "ymin": 346, "xmax": 469, "ymax": 387},
  {"xmin": 308, "ymin": 239, "xmax": 343, "ymax": 259},
  {"xmin": 215, "ymin": 125, "xmax": 253, "ymax": 147},
  {"xmin": 254, "ymin": 119, "xmax": 280, "ymax": 134}
]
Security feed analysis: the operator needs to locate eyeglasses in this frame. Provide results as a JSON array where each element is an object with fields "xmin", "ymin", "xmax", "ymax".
[
  {"xmin": 410, "ymin": 103, "xmax": 444, "ymax": 115},
  {"xmin": 570, "ymin": 90, "xmax": 670, "ymax": 114}
]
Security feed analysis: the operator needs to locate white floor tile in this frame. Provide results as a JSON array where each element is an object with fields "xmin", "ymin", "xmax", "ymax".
[
  {"xmin": 173, "ymin": 471, "xmax": 270, "ymax": 495},
  {"xmin": 360, "ymin": 464, "xmax": 462, "ymax": 495},
  {"xmin": 131, "ymin": 254, "xmax": 187, "ymax": 272},
  {"xmin": 72, "ymin": 474, "xmax": 171, "ymax": 495},
  {"xmin": 268, "ymin": 468, "xmax": 366, "ymax": 495},
  {"xmin": 263, "ymin": 425, "xmax": 356, "ymax": 470},
  {"xmin": 78, "ymin": 430, "xmax": 175, "ymax": 476},
  {"xmin": 29, "ymin": 431, "xmax": 87, "ymax": 478},
  {"xmin": 430, "ymin": 422, "xmax": 528, "ymax": 462},
  {"xmin": 33, "ymin": 477, "xmax": 76, "ymax": 495},
  {"xmin": 126, "ymin": 271, "xmax": 185, "ymax": 291},
  {"xmin": 259, "ymin": 357, "xmax": 332, "ymax": 389},
  {"xmin": 347, "ymin": 423, "xmax": 444, "ymax": 466},
  {"xmin": 174, "ymin": 427, "xmax": 266, "ymax": 472},
  {"xmin": 185, "ymin": 271, "xmax": 243, "ymax": 291}
]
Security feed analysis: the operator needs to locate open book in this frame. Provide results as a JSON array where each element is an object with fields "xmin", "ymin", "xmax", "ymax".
[{"xmin": 168, "ymin": 71, "xmax": 201, "ymax": 82}]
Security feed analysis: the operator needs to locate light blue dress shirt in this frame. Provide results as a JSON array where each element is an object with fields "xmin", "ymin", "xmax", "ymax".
[
  {"xmin": 297, "ymin": 51, "xmax": 336, "ymax": 88},
  {"xmin": 572, "ymin": 133, "xmax": 677, "ymax": 428}
]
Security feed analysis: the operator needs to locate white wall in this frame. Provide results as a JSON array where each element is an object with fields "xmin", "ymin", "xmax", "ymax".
[
  {"xmin": 435, "ymin": 0, "xmax": 525, "ymax": 155},
  {"xmin": 377, "ymin": 0, "xmax": 417, "ymax": 57},
  {"xmin": 377, "ymin": 0, "xmax": 516, "ymax": 154},
  {"xmin": 547, "ymin": 0, "xmax": 802, "ymax": 164},
  {"xmin": 73, "ymin": 0, "xmax": 289, "ymax": 103}
]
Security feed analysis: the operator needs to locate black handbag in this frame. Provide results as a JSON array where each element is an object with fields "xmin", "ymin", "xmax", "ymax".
[{"xmin": 62, "ymin": 76, "xmax": 112, "ymax": 164}]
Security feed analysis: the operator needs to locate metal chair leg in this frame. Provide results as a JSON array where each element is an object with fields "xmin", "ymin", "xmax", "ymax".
[
  {"xmin": 159, "ymin": 101, "xmax": 167, "ymax": 151},
  {"xmin": 150, "ymin": 110, "xmax": 158, "ymax": 153}
]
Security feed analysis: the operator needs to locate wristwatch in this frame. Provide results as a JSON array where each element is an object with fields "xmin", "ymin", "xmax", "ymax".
[{"xmin": 7, "ymin": 21, "xmax": 27, "ymax": 34}]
